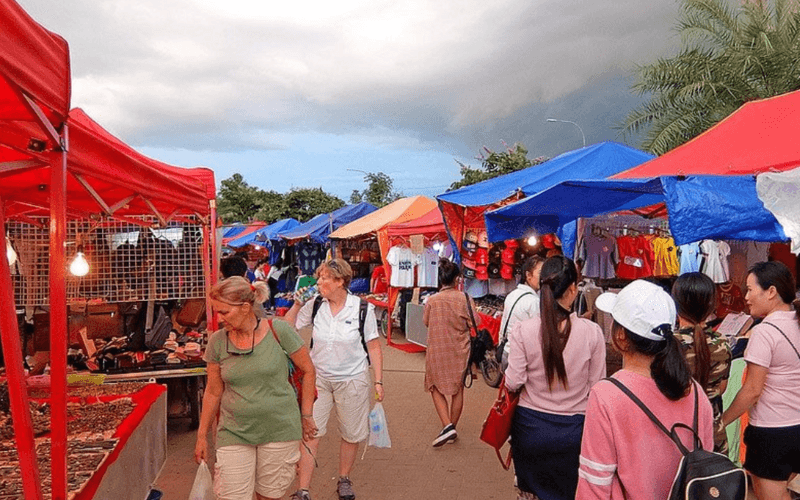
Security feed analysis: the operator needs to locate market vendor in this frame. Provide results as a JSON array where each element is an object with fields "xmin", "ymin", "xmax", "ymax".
[{"xmin": 195, "ymin": 277, "xmax": 316, "ymax": 500}]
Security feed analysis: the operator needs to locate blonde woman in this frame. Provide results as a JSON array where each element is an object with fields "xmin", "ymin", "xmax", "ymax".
[{"xmin": 195, "ymin": 277, "xmax": 316, "ymax": 500}]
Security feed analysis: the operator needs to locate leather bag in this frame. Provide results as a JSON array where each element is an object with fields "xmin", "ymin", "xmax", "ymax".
[
  {"xmin": 479, "ymin": 381, "xmax": 519, "ymax": 470},
  {"xmin": 86, "ymin": 304, "xmax": 123, "ymax": 340},
  {"xmin": 175, "ymin": 298, "xmax": 206, "ymax": 328}
]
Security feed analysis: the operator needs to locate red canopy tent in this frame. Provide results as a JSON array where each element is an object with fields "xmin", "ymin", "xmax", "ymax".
[
  {"xmin": 615, "ymin": 90, "xmax": 800, "ymax": 179},
  {"xmin": 1, "ymin": 1, "xmax": 71, "ymax": 497},
  {"xmin": 1, "ymin": 3, "xmax": 217, "ymax": 496},
  {"xmin": 386, "ymin": 206, "xmax": 446, "ymax": 237}
]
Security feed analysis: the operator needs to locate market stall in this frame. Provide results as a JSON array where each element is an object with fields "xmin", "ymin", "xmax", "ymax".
[
  {"xmin": 328, "ymin": 196, "xmax": 438, "ymax": 350},
  {"xmin": 1, "ymin": 7, "xmax": 217, "ymax": 493}
]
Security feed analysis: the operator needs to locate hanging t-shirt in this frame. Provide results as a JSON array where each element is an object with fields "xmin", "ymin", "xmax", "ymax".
[
  {"xmin": 371, "ymin": 265, "xmax": 388, "ymax": 294},
  {"xmin": 415, "ymin": 247, "xmax": 439, "ymax": 288},
  {"xmin": 464, "ymin": 277, "xmax": 489, "ymax": 298},
  {"xmin": 652, "ymin": 236, "xmax": 679, "ymax": 276},
  {"xmin": 296, "ymin": 241, "xmax": 324, "ymax": 275},
  {"xmin": 616, "ymin": 235, "xmax": 653, "ymax": 280},
  {"xmin": 386, "ymin": 246, "xmax": 415, "ymax": 287},
  {"xmin": 716, "ymin": 283, "xmax": 746, "ymax": 319},
  {"xmin": 700, "ymin": 240, "xmax": 729, "ymax": 284},
  {"xmin": 679, "ymin": 242, "xmax": 702, "ymax": 275},
  {"xmin": 769, "ymin": 242, "xmax": 798, "ymax": 282},
  {"xmin": 579, "ymin": 232, "xmax": 617, "ymax": 279}
]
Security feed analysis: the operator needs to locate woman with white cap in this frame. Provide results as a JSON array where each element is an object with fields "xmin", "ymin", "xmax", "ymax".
[{"xmin": 575, "ymin": 279, "xmax": 714, "ymax": 500}]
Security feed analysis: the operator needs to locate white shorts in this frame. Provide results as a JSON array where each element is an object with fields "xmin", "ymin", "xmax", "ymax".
[
  {"xmin": 312, "ymin": 370, "xmax": 372, "ymax": 443},
  {"xmin": 214, "ymin": 440, "xmax": 301, "ymax": 500}
]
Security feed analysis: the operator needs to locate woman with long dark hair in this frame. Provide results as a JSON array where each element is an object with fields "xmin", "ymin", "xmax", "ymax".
[
  {"xmin": 505, "ymin": 256, "xmax": 606, "ymax": 500},
  {"xmin": 672, "ymin": 272, "xmax": 732, "ymax": 453},
  {"xmin": 723, "ymin": 261, "xmax": 800, "ymax": 500},
  {"xmin": 576, "ymin": 280, "xmax": 714, "ymax": 499}
]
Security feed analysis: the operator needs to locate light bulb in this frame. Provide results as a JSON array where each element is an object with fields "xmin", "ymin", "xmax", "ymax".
[
  {"xmin": 433, "ymin": 242, "xmax": 442, "ymax": 251},
  {"xmin": 5, "ymin": 239, "xmax": 16, "ymax": 267},
  {"xmin": 70, "ymin": 252, "xmax": 90, "ymax": 277},
  {"xmin": 527, "ymin": 236, "xmax": 538, "ymax": 247}
]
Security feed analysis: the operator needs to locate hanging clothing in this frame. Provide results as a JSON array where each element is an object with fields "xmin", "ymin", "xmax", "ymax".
[
  {"xmin": 578, "ymin": 232, "xmax": 617, "ymax": 279},
  {"xmin": 386, "ymin": 245, "xmax": 415, "ymax": 287},
  {"xmin": 679, "ymin": 242, "xmax": 702, "ymax": 275},
  {"xmin": 652, "ymin": 236, "xmax": 679, "ymax": 276},
  {"xmin": 296, "ymin": 241, "xmax": 324, "ymax": 275},
  {"xmin": 700, "ymin": 240, "xmax": 729, "ymax": 284},
  {"xmin": 715, "ymin": 283, "xmax": 746, "ymax": 319},
  {"xmin": 615, "ymin": 234, "xmax": 653, "ymax": 280},
  {"xmin": 769, "ymin": 242, "xmax": 797, "ymax": 282},
  {"xmin": 415, "ymin": 247, "xmax": 440, "ymax": 288}
]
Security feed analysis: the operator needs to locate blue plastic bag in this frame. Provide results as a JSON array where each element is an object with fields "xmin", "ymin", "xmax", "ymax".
[{"xmin": 368, "ymin": 402, "xmax": 391, "ymax": 448}]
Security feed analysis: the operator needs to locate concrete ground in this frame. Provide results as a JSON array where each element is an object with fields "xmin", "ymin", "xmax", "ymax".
[{"xmin": 153, "ymin": 327, "xmax": 516, "ymax": 499}]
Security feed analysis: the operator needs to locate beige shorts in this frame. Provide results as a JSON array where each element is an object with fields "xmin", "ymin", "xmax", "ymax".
[
  {"xmin": 312, "ymin": 370, "xmax": 372, "ymax": 443},
  {"xmin": 214, "ymin": 440, "xmax": 300, "ymax": 500}
]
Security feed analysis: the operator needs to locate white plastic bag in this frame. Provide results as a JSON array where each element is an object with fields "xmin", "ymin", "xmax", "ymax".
[
  {"xmin": 368, "ymin": 402, "xmax": 391, "ymax": 448},
  {"xmin": 189, "ymin": 460, "xmax": 214, "ymax": 500}
]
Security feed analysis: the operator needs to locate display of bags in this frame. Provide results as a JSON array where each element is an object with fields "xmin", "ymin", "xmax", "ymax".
[
  {"xmin": 144, "ymin": 306, "xmax": 172, "ymax": 349},
  {"xmin": 480, "ymin": 382, "xmax": 519, "ymax": 470},
  {"xmin": 86, "ymin": 303, "xmax": 124, "ymax": 340}
]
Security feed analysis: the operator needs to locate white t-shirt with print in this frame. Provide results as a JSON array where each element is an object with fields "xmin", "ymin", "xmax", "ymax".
[
  {"xmin": 386, "ymin": 245, "xmax": 415, "ymax": 287},
  {"xmin": 415, "ymin": 247, "xmax": 439, "ymax": 288}
]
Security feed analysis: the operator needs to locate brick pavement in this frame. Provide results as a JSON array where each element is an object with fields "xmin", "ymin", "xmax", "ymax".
[{"xmin": 154, "ymin": 326, "xmax": 516, "ymax": 499}]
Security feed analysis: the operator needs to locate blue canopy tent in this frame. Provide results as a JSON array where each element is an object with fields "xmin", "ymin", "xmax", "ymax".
[
  {"xmin": 278, "ymin": 202, "xmax": 378, "ymax": 244},
  {"xmin": 226, "ymin": 218, "xmax": 300, "ymax": 248},
  {"xmin": 436, "ymin": 142, "xmax": 654, "ymax": 263},
  {"xmin": 484, "ymin": 176, "xmax": 787, "ymax": 257}
]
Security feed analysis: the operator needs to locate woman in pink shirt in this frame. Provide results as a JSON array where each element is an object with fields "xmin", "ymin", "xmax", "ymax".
[
  {"xmin": 723, "ymin": 261, "xmax": 800, "ymax": 500},
  {"xmin": 576, "ymin": 280, "xmax": 713, "ymax": 500},
  {"xmin": 505, "ymin": 256, "xmax": 606, "ymax": 500}
]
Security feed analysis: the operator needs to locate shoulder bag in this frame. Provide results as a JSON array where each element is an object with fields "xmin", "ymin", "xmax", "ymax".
[{"xmin": 268, "ymin": 319, "xmax": 317, "ymax": 410}]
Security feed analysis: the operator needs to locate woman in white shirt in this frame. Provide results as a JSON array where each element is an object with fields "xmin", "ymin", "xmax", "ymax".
[
  {"xmin": 285, "ymin": 259, "xmax": 384, "ymax": 500},
  {"xmin": 499, "ymin": 255, "xmax": 544, "ymax": 369}
]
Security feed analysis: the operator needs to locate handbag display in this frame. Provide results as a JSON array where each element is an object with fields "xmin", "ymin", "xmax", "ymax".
[
  {"xmin": 480, "ymin": 381, "xmax": 519, "ymax": 470},
  {"xmin": 268, "ymin": 319, "xmax": 317, "ymax": 410}
]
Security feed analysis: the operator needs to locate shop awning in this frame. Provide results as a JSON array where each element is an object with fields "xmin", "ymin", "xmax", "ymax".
[
  {"xmin": 485, "ymin": 176, "xmax": 786, "ymax": 246},
  {"xmin": 223, "ymin": 223, "xmax": 266, "ymax": 247},
  {"xmin": 226, "ymin": 218, "xmax": 300, "ymax": 248},
  {"xmin": 615, "ymin": 90, "xmax": 800, "ymax": 179},
  {"xmin": 1, "ymin": 109, "xmax": 215, "ymax": 220},
  {"xmin": 278, "ymin": 202, "xmax": 378, "ymax": 244},
  {"xmin": 436, "ymin": 142, "xmax": 654, "ymax": 262},
  {"xmin": 329, "ymin": 196, "xmax": 437, "ymax": 240},
  {"xmin": 387, "ymin": 207, "xmax": 446, "ymax": 237},
  {"xmin": 0, "ymin": 0, "xmax": 70, "ymax": 129}
]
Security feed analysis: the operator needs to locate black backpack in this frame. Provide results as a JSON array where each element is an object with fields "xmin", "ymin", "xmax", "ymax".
[
  {"xmin": 310, "ymin": 295, "xmax": 371, "ymax": 364},
  {"xmin": 606, "ymin": 378, "xmax": 747, "ymax": 500}
]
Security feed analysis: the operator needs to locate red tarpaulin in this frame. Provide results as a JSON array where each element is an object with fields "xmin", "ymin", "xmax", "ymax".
[
  {"xmin": 1, "ymin": 109, "xmax": 215, "ymax": 219},
  {"xmin": 616, "ymin": 90, "xmax": 800, "ymax": 179},
  {"xmin": 0, "ymin": 0, "xmax": 70, "ymax": 127}
]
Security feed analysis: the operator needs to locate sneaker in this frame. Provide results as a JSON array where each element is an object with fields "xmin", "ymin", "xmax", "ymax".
[
  {"xmin": 290, "ymin": 490, "xmax": 312, "ymax": 500},
  {"xmin": 432, "ymin": 423, "xmax": 457, "ymax": 447},
  {"xmin": 337, "ymin": 477, "xmax": 355, "ymax": 500}
]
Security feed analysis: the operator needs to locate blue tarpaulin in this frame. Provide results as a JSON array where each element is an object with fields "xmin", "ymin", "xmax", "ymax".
[
  {"xmin": 484, "ymin": 176, "xmax": 786, "ymax": 257},
  {"xmin": 222, "ymin": 224, "xmax": 250, "ymax": 239},
  {"xmin": 226, "ymin": 218, "xmax": 300, "ymax": 248},
  {"xmin": 436, "ymin": 142, "xmax": 654, "ymax": 263},
  {"xmin": 277, "ymin": 202, "xmax": 377, "ymax": 244}
]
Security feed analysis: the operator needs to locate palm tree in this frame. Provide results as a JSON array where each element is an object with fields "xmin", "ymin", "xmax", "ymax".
[{"xmin": 623, "ymin": 0, "xmax": 800, "ymax": 155}]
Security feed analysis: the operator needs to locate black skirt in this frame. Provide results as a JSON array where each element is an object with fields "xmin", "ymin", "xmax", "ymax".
[{"xmin": 510, "ymin": 406, "xmax": 585, "ymax": 500}]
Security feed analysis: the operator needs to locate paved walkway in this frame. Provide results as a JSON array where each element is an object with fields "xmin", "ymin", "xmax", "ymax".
[{"xmin": 154, "ymin": 327, "xmax": 516, "ymax": 499}]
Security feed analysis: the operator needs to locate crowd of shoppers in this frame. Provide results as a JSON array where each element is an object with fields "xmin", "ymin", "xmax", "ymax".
[{"xmin": 198, "ymin": 253, "xmax": 800, "ymax": 500}]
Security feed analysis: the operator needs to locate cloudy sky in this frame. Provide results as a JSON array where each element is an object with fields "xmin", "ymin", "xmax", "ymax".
[{"xmin": 20, "ymin": 0, "xmax": 683, "ymax": 200}]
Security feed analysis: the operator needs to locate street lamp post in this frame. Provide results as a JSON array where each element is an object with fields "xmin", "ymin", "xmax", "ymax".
[{"xmin": 546, "ymin": 118, "xmax": 586, "ymax": 147}]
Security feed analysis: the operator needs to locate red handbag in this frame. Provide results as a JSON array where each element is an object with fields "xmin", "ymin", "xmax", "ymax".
[
  {"xmin": 480, "ymin": 380, "xmax": 519, "ymax": 470},
  {"xmin": 268, "ymin": 319, "xmax": 317, "ymax": 410}
]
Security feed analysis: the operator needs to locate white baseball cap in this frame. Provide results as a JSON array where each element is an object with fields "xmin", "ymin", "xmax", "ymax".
[{"xmin": 595, "ymin": 280, "xmax": 676, "ymax": 342}]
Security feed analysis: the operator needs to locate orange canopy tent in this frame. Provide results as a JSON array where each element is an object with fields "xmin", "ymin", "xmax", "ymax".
[{"xmin": 329, "ymin": 196, "xmax": 437, "ymax": 349}]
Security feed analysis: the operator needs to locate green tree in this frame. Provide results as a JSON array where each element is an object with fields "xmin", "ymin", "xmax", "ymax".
[
  {"xmin": 351, "ymin": 172, "xmax": 402, "ymax": 207},
  {"xmin": 253, "ymin": 190, "xmax": 288, "ymax": 224},
  {"xmin": 449, "ymin": 142, "xmax": 547, "ymax": 190},
  {"xmin": 623, "ymin": 0, "xmax": 800, "ymax": 155},
  {"xmin": 283, "ymin": 188, "xmax": 346, "ymax": 222},
  {"xmin": 216, "ymin": 173, "xmax": 264, "ymax": 223}
]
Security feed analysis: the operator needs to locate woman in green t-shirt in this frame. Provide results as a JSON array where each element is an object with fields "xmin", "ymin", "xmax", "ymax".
[{"xmin": 195, "ymin": 277, "xmax": 317, "ymax": 500}]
